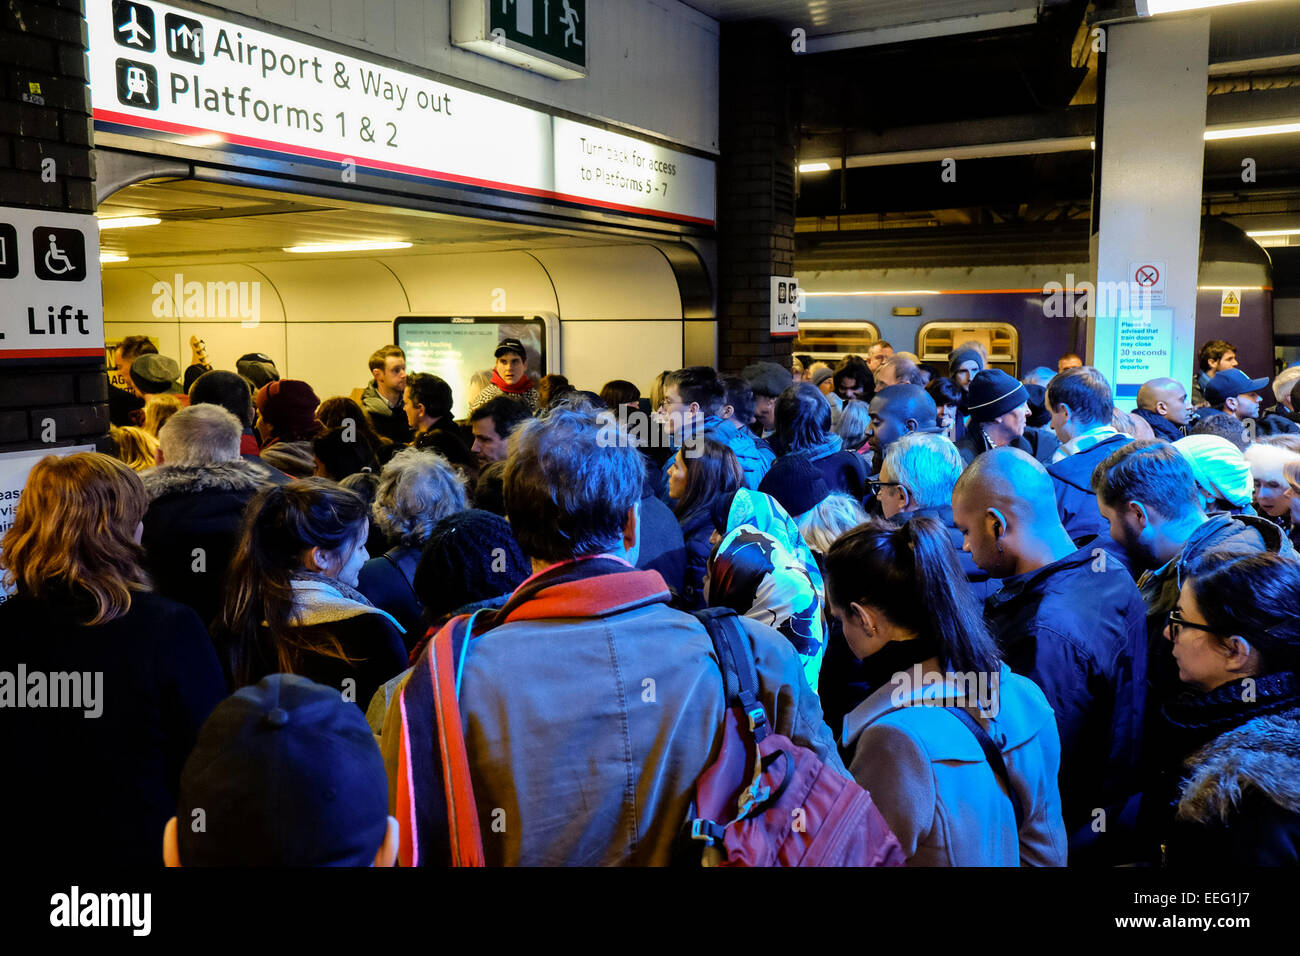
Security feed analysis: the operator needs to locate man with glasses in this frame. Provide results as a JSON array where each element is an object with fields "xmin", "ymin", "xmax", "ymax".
[
  {"xmin": 874, "ymin": 432, "xmax": 995, "ymax": 602},
  {"xmin": 1092, "ymin": 440, "xmax": 1296, "ymax": 697}
]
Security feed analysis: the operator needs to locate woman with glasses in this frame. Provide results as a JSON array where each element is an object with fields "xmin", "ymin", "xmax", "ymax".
[{"xmin": 1151, "ymin": 549, "xmax": 1300, "ymax": 865}]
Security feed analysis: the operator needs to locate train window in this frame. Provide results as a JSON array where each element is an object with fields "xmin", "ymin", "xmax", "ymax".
[
  {"xmin": 794, "ymin": 321, "xmax": 881, "ymax": 365},
  {"xmin": 916, "ymin": 322, "xmax": 1019, "ymax": 377}
]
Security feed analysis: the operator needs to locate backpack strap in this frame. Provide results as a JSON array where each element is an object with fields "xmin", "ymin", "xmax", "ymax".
[
  {"xmin": 947, "ymin": 706, "xmax": 1025, "ymax": 833},
  {"xmin": 692, "ymin": 607, "xmax": 769, "ymax": 742},
  {"xmin": 383, "ymin": 548, "xmax": 422, "ymax": 606}
]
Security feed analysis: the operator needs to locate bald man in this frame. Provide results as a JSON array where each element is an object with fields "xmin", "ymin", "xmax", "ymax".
[
  {"xmin": 1133, "ymin": 378, "xmax": 1193, "ymax": 442},
  {"xmin": 874, "ymin": 355, "xmax": 927, "ymax": 389},
  {"xmin": 952, "ymin": 447, "xmax": 1147, "ymax": 864},
  {"xmin": 865, "ymin": 384, "xmax": 939, "ymax": 475}
]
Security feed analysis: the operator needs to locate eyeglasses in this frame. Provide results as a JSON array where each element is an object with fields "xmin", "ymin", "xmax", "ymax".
[
  {"xmin": 869, "ymin": 480, "xmax": 901, "ymax": 497},
  {"xmin": 1167, "ymin": 612, "xmax": 1215, "ymax": 641}
]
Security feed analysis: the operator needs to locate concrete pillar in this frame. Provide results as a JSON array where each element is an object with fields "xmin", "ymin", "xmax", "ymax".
[
  {"xmin": 1089, "ymin": 13, "xmax": 1210, "ymax": 404},
  {"xmin": 716, "ymin": 21, "xmax": 799, "ymax": 374},
  {"xmin": 0, "ymin": 0, "xmax": 108, "ymax": 458}
]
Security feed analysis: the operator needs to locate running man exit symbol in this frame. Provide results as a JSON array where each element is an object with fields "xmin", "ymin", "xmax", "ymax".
[{"xmin": 113, "ymin": 1, "xmax": 156, "ymax": 53}]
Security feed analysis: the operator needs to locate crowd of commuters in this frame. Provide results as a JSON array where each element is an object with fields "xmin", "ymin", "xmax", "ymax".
[{"xmin": 3, "ymin": 335, "xmax": 1299, "ymax": 868}]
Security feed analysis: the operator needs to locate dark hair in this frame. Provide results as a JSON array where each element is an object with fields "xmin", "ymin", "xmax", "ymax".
[
  {"xmin": 1185, "ymin": 550, "xmax": 1300, "ymax": 673},
  {"xmin": 825, "ymin": 517, "xmax": 1001, "ymax": 675},
  {"xmin": 368, "ymin": 345, "xmax": 404, "ymax": 373},
  {"xmin": 1188, "ymin": 412, "xmax": 1249, "ymax": 451},
  {"xmin": 1290, "ymin": 379, "xmax": 1300, "ymax": 414},
  {"xmin": 1047, "ymin": 366, "xmax": 1113, "ymax": 427},
  {"xmin": 926, "ymin": 376, "xmax": 965, "ymax": 408},
  {"xmin": 504, "ymin": 406, "xmax": 642, "ymax": 562},
  {"xmin": 406, "ymin": 372, "xmax": 453, "ymax": 420},
  {"xmin": 312, "ymin": 427, "xmax": 378, "ymax": 481},
  {"xmin": 721, "ymin": 375, "xmax": 755, "ymax": 424},
  {"xmin": 536, "ymin": 374, "xmax": 570, "ymax": 409},
  {"xmin": 413, "ymin": 510, "xmax": 530, "ymax": 625},
  {"xmin": 674, "ymin": 438, "xmax": 744, "ymax": 520},
  {"xmin": 117, "ymin": 335, "xmax": 157, "ymax": 362},
  {"xmin": 470, "ymin": 394, "xmax": 533, "ymax": 438},
  {"xmin": 316, "ymin": 396, "xmax": 390, "ymax": 460},
  {"xmin": 189, "ymin": 369, "xmax": 255, "ymax": 428},
  {"xmin": 216, "ymin": 479, "xmax": 371, "ymax": 685},
  {"xmin": 599, "ymin": 380, "xmax": 641, "ymax": 409},
  {"xmin": 1198, "ymin": 339, "xmax": 1236, "ymax": 373},
  {"xmin": 833, "ymin": 359, "xmax": 874, "ymax": 398},
  {"xmin": 795, "ymin": 354, "xmax": 814, "ymax": 369},
  {"xmin": 474, "ymin": 460, "xmax": 508, "ymax": 516},
  {"xmin": 775, "ymin": 383, "xmax": 831, "ymax": 452},
  {"xmin": 1091, "ymin": 439, "xmax": 1200, "ymax": 520},
  {"xmin": 667, "ymin": 366, "xmax": 725, "ymax": 416}
]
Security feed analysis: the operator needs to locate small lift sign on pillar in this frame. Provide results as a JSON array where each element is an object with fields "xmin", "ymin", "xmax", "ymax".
[
  {"xmin": 0, "ymin": 206, "xmax": 105, "ymax": 362},
  {"xmin": 771, "ymin": 277, "xmax": 799, "ymax": 337}
]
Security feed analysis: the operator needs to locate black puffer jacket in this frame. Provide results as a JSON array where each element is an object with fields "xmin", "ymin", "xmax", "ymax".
[
  {"xmin": 1156, "ymin": 674, "xmax": 1300, "ymax": 866},
  {"xmin": 983, "ymin": 544, "xmax": 1148, "ymax": 863},
  {"xmin": 140, "ymin": 460, "xmax": 271, "ymax": 628}
]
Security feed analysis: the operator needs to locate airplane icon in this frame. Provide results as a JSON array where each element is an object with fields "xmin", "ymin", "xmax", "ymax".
[{"xmin": 117, "ymin": 7, "xmax": 151, "ymax": 47}]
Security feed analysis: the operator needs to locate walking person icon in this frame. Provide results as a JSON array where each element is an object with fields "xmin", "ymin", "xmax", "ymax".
[{"xmin": 33, "ymin": 226, "xmax": 85, "ymax": 281}]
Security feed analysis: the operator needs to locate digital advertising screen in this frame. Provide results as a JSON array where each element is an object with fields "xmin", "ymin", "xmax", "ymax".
[{"xmin": 394, "ymin": 315, "xmax": 549, "ymax": 419}]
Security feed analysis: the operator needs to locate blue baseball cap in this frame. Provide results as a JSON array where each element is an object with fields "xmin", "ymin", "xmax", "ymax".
[{"xmin": 1204, "ymin": 368, "xmax": 1270, "ymax": 406}]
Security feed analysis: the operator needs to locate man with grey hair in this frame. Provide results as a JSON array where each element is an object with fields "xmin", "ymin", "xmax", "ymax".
[
  {"xmin": 873, "ymin": 354, "xmax": 926, "ymax": 389},
  {"xmin": 140, "ymin": 404, "xmax": 273, "ymax": 625},
  {"xmin": 378, "ymin": 404, "xmax": 845, "ymax": 865},
  {"xmin": 877, "ymin": 431, "xmax": 994, "ymax": 601}
]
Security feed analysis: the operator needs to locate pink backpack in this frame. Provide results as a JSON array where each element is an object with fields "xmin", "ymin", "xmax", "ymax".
[{"xmin": 682, "ymin": 608, "xmax": 906, "ymax": 867}]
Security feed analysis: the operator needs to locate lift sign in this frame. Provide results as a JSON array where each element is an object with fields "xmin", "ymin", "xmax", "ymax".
[{"xmin": 0, "ymin": 206, "xmax": 105, "ymax": 361}]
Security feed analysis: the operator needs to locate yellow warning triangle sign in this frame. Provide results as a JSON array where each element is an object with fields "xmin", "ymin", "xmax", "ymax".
[{"xmin": 1223, "ymin": 290, "xmax": 1239, "ymax": 305}]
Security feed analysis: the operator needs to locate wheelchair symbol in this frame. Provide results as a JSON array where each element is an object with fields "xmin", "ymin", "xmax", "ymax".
[{"xmin": 43, "ymin": 233, "xmax": 76, "ymax": 276}]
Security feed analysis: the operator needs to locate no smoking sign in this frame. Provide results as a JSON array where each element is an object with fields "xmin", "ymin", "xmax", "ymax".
[{"xmin": 1129, "ymin": 259, "xmax": 1166, "ymax": 304}]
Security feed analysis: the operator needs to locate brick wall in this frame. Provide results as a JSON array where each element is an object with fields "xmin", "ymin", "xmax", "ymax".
[
  {"xmin": 0, "ymin": 0, "xmax": 109, "ymax": 454},
  {"xmin": 716, "ymin": 21, "xmax": 798, "ymax": 374}
]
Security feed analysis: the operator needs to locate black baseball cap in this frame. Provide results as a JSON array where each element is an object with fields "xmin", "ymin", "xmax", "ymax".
[
  {"xmin": 494, "ymin": 338, "xmax": 527, "ymax": 360},
  {"xmin": 176, "ymin": 674, "xmax": 389, "ymax": 867}
]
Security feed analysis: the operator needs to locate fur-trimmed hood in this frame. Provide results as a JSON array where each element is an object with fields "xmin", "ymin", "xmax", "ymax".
[
  {"xmin": 1177, "ymin": 707, "xmax": 1300, "ymax": 824},
  {"xmin": 141, "ymin": 459, "xmax": 271, "ymax": 500}
]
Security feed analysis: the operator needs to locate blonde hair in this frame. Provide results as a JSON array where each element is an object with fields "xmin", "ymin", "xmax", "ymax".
[
  {"xmin": 1285, "ymin": 460, "xmax": 1300, "ymax": 496},
  {"xmin": 0, "ymin": 452, "xmax": 151, "ymax": 624},
  {"xmin": 798, "ymin": 493, "xmax": 868, "ymax": 554},
  {"xmin": 111, "ymin": 425, "xmax": 160, "ymax": 472},
  {"xmin": 1258, "ymin": 433, "xmax": 1300, "ymax": 456},
  {"xmin": 466, "ymin": 370, "xmax": 493, "ymax": 409},
  {"xmin": 143, "ymin": 394, "xmax": 184, "ymax": 437}
]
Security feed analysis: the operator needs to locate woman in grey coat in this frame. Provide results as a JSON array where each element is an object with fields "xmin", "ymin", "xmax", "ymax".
[{"xmin": 824, "ymin": 517, "xmax": 1068, "ymax": 866}]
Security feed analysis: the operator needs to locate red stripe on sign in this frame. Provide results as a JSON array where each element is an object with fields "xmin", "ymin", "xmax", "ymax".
[
  {"xmin": 1, "ymin": 349, "xmax": 106, "ymax": 358},
  {"xmin": 93, "ymin": 109, "xmax": 716, "ymax": 226}
]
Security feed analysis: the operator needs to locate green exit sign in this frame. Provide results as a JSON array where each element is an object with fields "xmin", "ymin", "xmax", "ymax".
[{"xmin": 452, "ymin": 0, "xmax": 588, "ymax": 80}]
